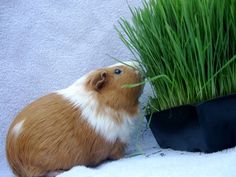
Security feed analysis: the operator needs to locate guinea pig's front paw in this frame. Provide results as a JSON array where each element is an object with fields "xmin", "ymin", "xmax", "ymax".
[
  {"xmin": 44, "ymin": 170, "xmax": 64, "ymax": 177},
  {"xmin": 108, "ymin": 141, "xmax": 126, "ymax": 160}
]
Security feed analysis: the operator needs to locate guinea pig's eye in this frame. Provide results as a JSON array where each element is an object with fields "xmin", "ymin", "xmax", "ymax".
[{"xmin": 114, "ymin": 68, "xmax": 122, "ymax": 75}]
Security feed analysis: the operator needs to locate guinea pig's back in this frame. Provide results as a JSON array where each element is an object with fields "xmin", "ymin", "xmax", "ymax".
[{"xmin": 6, "ymin": 93, "xmax": 112, "ymax": 177}]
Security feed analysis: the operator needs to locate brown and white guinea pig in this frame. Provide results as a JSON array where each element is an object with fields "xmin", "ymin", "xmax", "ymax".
[{"xmin": 6, "ymin": 62, "xmax": 143, "ymax": 177}]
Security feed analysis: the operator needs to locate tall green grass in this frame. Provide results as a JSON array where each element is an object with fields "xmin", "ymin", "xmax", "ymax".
[{"xmin": 117, "ymin": 0, "xmax": 236, "ymax": 112}]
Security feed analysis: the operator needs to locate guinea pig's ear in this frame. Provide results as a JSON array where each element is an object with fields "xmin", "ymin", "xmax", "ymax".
[{"xmin": 90, "ymin": 71, "xmax": 107, "ymax": 91}]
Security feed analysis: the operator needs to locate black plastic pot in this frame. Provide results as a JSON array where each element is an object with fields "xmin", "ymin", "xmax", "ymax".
[{"xmin": 146, "ymin": 93, "xmax": 236, "ymax": 153}]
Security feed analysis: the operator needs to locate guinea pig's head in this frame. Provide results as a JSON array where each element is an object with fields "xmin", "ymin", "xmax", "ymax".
[{"xmin": 85, "ymin": 62, "xmax": 144, "ymax": 115}]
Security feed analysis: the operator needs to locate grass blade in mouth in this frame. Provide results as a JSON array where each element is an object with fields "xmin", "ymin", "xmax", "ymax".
[{"xmin": 122, "ymin": 75, "xmax": 172, "ymax": 88}]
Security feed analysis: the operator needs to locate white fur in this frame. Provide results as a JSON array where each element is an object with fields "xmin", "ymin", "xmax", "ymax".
[
  {"xmin": 110, "ymin": 61, "xmax": 140, "ymax": 68},
  {"xmin": 12, "ymin": 120, "xmax": 25, "ymax": 138},
  {"xmin": 56, "ymin": 73, "xmax": 136, "ymax": 143}
]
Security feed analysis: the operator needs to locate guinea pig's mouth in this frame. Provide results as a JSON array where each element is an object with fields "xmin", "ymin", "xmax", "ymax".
[{"xmin": 138, "ymin": 70, "xmax": 145, "ymax": 80}]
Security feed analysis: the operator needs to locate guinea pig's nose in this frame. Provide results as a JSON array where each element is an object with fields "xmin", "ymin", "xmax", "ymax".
[{"xmin": 123, "ymin": 61, "xmax": 144, "ymax": 78}]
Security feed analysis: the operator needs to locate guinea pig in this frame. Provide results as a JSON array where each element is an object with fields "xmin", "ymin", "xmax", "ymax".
[{"xmin": 6, "ymin": 62, "xmax": 143, "ymax": 177}]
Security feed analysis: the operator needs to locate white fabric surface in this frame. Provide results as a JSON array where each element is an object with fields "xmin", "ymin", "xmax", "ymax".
[
  {"xmin": 58, "ymin": 147, "xmax": 236, "ymax": 177},
  {"xmin": 1, "ymin": 0, "xmax": 235, "ymax": 177}
]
